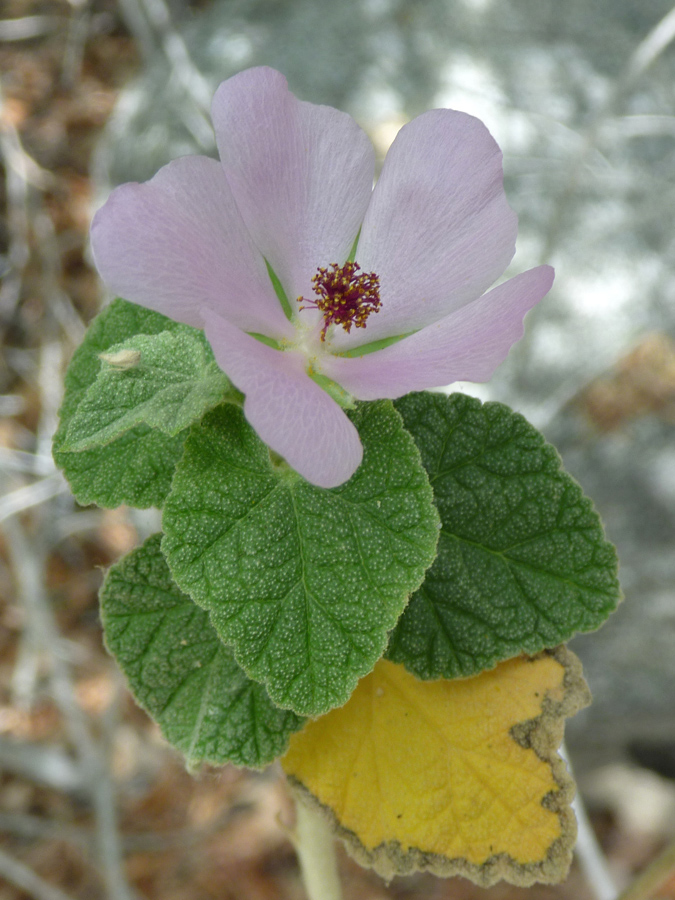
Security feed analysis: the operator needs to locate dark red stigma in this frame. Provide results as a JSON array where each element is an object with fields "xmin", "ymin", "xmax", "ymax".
[{"xmin": 298, "ymin": 262, "xmax": 381, "ymax": 341}]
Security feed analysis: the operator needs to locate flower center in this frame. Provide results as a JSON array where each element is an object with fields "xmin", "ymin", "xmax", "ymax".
[{"xmin": 298, "ymin": 262, "xmax": 381, "ymax": 342}]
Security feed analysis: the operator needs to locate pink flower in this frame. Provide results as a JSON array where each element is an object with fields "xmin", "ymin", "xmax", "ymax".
[{"xmin": 91, "ymin": 66, "xmax": 553, "ymax": 489}]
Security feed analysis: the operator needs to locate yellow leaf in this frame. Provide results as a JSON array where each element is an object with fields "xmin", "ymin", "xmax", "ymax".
[{"xmin": 282, "ymin": 647, "xmax": 589, "ymax": 887}]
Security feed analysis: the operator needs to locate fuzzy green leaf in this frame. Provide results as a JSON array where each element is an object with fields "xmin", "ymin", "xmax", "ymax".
[
  {"xmin": 53, "ymin": 299, "xmax": 192, "ymax": 508},
  {"xmin": 101, "ymin": 534, "xmax": 305, "ymax": 768},
  {"xmin": 63, "ymin": 330, "xmax": 235, "ymax": 451},
  {"xmin": 56, "ymin": 428, "xmax": 186, "ymax": 510},
  {"xmin": 387, "ymin": 392, "xmax": 621, "ymax": 680},
  {"xmin": 161, "ymin": 401, "xmax": 440, "ymax": 717}
]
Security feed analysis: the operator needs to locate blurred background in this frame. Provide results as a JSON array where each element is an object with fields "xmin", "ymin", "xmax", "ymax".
[{"xmin": 2, "ymin": 1, "xmax": 675, "ymax": 898}]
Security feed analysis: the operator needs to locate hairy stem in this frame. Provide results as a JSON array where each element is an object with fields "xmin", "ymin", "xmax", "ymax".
[{"xmin": 295, "ymin": 798, "xmax": 343, "ymax": 900}]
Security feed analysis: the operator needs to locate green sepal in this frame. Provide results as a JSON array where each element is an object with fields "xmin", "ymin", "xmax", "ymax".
[
  {"xmin": 308, "ymin": 371, "xmax": 356, "ymax": 408},
  {"xmin": 336, "ymin": 331, "xmax": 416, "ymax": 358},
  {"xmin": 100, "ymin": 534, "xmax": 306, "ymax": 769},
  {"xmin": 53, "ymin": 299, "xmax": 191, "ymax": 509},
  {"xmin": 161, "ymin": 400, "xmax": 440, "ymax": 717},
  {"xmin": 264, "ymin": 258, "xmax": 294, "ymax": 321},
  {"xmin": 247, "ymin": 332, "xmax": 283, "ymax": 350},
  {"xmin": 386, "ymin": 391, "xmax": 621, "ymax": 680},
  {"xmin": 62, "ymin": 330, "xmax": 237, "ymax": 451},
  {"xmin": 347, "ymin": 228, "xmax": 361, "ymax": 263}
]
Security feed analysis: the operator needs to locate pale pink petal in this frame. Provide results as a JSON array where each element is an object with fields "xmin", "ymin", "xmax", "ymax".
[
  {"xmin": 201, "ymin": 309, "xmax": 363, "ymax": 488},
  {"xmin": 91, "ymin": 156, "xmax": 293, "ymax": 339},
  {"xmin": 212, "ymin": 67, "xmax": 375, "ymax": 305},
  {"xmin": 329, "ymin": 109, "xmax": 519, "ymax": 351},
  {"xmin": 321, "ymin": 267, "xmax": 554, "ymax": 398}
]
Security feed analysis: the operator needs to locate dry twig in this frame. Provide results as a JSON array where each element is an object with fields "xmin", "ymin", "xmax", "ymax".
[
  {"xmin": 0, "ymin": 846, "xmax": 79, "ymax": 900},
  {"xmin": 4, "ymin": 523, "xmax": 140, "ymax": 900}
]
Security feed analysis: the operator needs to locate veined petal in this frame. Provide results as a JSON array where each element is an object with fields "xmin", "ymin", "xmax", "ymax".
[
  {"xmin": 91, "ymin": 156, "xmax": 293, "ymax": 339},
  {"xmin": 202, "ymin": 309, "xmax": 363, "ymax": 488},
  {"xmin": 212, "ymin": 67, "xmax": 375, "ymax": 304},
  {"xmin": 331, "ymin": 109, "xmax": 518, "ymax": 350},
  {"xmin": 321, "ymin": 267, "xmax": 554, "ymax": 399}
]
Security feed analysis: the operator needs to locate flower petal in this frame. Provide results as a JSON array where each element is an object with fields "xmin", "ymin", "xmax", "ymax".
[
  {"xmin": 91, "ymin": 156, "xmax": 293, "ymax": 338},
  {"xmin": 201, "ymin": 309, "xmax": 363, "ymax": 488},
  {"xmin": 321, "ymin": 267, "xmax": 554, "ymax": 399},
  {"xmin": 211, "ymin": 67, "xmax": 375, "ymax": 304},
  {"xmin": 331, "ymin": 109, "xmax": 519, "ymax": 350}
]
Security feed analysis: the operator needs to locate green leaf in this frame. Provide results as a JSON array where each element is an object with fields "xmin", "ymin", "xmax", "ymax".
[
  {"xmin": 56, "ymin": 428, "xmax": 186, "ymax": 510},
  {"xmin": 62, "ymin": 330, "xmax": 235, "ymax": 451},
  {"xmin": 161, "ymin": 401, "xmax": 440, "ymax": 717},
  {"xmin": 53, "ymin": 299, "xmax": 193, "ymax": 508},
  {"xmin": 100, "ymin": 534, "xmax": 305, "ymax": 768},
  {"xmin": 387, "ymin": 392, "xmax": 621, "ymax": 680},
  {"xmin": 56, "ymin": 299, "xmax": 182, "ymax": 426}
]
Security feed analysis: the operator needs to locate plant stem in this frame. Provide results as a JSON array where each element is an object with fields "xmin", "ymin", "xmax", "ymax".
[
  {"xmin": 560, "ymin": 743, "xmax": 617, "ymax": 900},
  {"xmin": 294, "ymin": 797, "xmax": 343, "ymax": 900},
  {"xmin": 616, "ymin": 836, "xmax": 675, "ymax": 900}
]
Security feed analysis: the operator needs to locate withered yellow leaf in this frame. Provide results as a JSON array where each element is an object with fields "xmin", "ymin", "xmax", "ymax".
[{"xmin": 282, "ymin": 647, "xmax": 589, "ymax": 887}]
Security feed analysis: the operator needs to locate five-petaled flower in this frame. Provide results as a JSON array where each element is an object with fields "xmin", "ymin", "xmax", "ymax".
[{"xmin": 91, "ymin": 66, "xmax": 554, "ymax": 488}]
